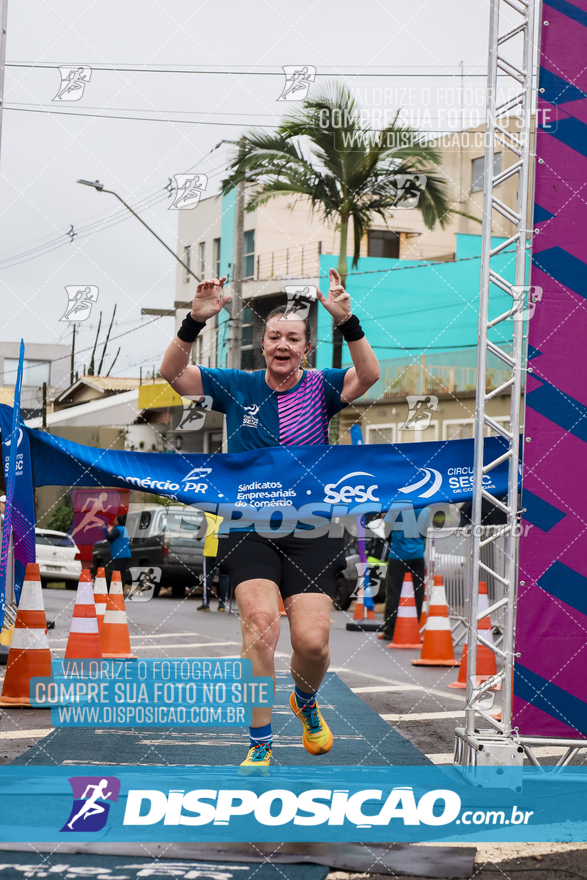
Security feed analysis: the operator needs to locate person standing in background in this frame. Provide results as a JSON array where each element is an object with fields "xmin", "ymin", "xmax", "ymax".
[
  {"xmin": 198, "ymin": 512, "xmax": 229, "ymax": 612},
  {"xmin": 106, "ymin": 514, "xmax": 131, "ymax": 586},
  {"xmin": 378, "ymin": 529, "xmax": 425, "ymax": 642}
]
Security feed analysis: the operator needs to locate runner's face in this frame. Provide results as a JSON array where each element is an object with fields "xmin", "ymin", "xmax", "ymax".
[{"xmin": 263, "ymin": 315, "xmax": 308, "ymax": 379}]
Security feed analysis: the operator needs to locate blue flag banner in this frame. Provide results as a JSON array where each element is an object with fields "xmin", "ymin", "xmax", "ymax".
[
  {"xmin": 0, "ymin": 403, "xmax": 514, "ymax": 531},
  {"xmin": 0, "ymin": 346, "xmax": 36, "ymax": 621},
  {"xmin": 349, "ymin": 422, "xmax": 374, "ymax": 607}
]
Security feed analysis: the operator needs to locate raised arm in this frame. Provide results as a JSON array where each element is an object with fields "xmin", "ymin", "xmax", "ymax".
[
  {"xmin": 316, "ymin": 269, "xmax": 380, "ymax": 403},
  {"xmin": 160, "ymin": 277, "xmax": 231, "ymax": 397}
]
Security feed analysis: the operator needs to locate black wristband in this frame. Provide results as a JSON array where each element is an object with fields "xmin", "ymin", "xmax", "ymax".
[
  {"xmin": 338, "ymin": 314, "xmax": 365, "ymax": 342},
  {"xmin": 177, "ymin": 312, "xmax": 206, "ymax": 343}
]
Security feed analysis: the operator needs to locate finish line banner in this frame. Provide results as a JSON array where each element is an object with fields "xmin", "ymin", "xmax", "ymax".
[{"xmin": 0, "ymin": 406, "xmax": 514, "ymax": 523}]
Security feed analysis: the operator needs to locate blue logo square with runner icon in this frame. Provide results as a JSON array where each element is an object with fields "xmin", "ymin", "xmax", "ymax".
[{"xmin": 61, "ymin": 776, "xmax": 121, "ymax": 832}]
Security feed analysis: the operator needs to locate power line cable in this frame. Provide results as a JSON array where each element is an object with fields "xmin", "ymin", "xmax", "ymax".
[{"xmin": 6, "ymin": 63, "xmax": 511, "ymax": 77}]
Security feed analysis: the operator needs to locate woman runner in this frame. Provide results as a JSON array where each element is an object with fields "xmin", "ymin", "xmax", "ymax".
[{"xmin": 160, "ymin": 268, "xmax": 380, "ymax": 771}]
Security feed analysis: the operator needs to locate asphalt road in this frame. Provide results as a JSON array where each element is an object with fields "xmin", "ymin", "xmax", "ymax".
[{"xmin": 0, "ymin": 583, "xmax": 482, "ymax": 766}]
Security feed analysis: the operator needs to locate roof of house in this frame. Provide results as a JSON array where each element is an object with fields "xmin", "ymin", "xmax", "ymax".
[
  {"xmin": 54, "ymin": 375, "xmax": 141, "ymax": 404},
  {"xmin": 26, "ymin": 388, "xmax": 140, "ymax": 429}
]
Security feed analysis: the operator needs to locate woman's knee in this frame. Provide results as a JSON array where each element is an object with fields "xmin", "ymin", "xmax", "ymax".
[
  {"xmin": 241, "ymin": 609, "xmax": 280, "ymax": 650},
  {"xmin": 291, "ymin": 627, "xmax": 330, "ymax": 661}
]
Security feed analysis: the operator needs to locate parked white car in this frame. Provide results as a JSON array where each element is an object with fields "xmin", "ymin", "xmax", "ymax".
[{"xmin": 36, "ymin": 528, "xmax": 81, "ymax": 589}]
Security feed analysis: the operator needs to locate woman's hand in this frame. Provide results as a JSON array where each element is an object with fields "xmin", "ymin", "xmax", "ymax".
[
  {"xmin": 316, "ymin": 268, "xmax": 352, "ymax": 325},
  {"xmin": 190, "ymin": 276, "xmax": 231, "ymax": 322}
]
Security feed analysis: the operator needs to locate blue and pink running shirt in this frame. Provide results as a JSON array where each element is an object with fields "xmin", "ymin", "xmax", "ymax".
[{"xmin": 199, "ymin": 367, "xmax": 349, "ymax": 453}]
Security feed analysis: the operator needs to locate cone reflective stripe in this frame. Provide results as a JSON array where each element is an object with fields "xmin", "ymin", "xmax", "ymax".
[
  {"xmin": 94, "ymin": 567, "xmax": 108, "ymax": 632},
  {"xmin": 388, "ymin": 574, "xmax": 421, "ymax": 649},
  {"xmin": 0, "ymin": 563, "xmax": 52, "ymax": 707},
  {"xmin": 411, "ymin": 575, "xmax": 459, "ymax": 667},
  {"xmin": 448, "ymin": 581, "xmax": 498, "ymax": 689},
  {"xmin": 100, "ymin": 571, "xmax": 136, "ymax": 659},
  {"xmin": 65, "ymin": 570, "xmax": 102, "ymax": 659}
]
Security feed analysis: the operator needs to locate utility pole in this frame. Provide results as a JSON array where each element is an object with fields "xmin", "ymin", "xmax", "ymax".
[
  {"xmin": 70, "ymin": 323, "xmax": 76, "ymax": 386},
  {"xmin": 41, "ymin": 381, "xmax": 48, "ymax": 430},
  {"xmin": 227, "ymin": 137, "xmax": 246, "ymax": 371},
  {"xmin": 0, "ymin": 0, "xmax": 7, "ymax": 169}
]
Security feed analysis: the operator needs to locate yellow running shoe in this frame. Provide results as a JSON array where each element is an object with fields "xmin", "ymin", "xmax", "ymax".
[
  {"xmin": 238, "ymin": 742, "xmax": 272, "ymax": 775},
  {"xmin": 289, "ymin": 692, "xmax": 333, "ymax": 756}
]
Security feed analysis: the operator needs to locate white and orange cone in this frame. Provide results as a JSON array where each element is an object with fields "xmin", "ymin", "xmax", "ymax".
[
  {"xmin": 411, "ymin": 575, "xmax": 459, "ymax": 667},
  {"xmin": 93, "ymin": 567, "xmax": 108, "ymax": 633},
  {"xmin": 65, "ymin": 569, "xmax": 102, "ymax": 659},
  {"xmin": 0, "ymin": 563, "xmax": 52, "ymax": 707},
  {"xmin": 100, "ymin": 571, "xmax": 136, "ymax": 659},
  {"xmin": 448, "ymin": 581, "xmax": 498, "ymax": 689},
  {"xmin": 388, "ymin": 573, "xmax": 421, "ymax": 649}
]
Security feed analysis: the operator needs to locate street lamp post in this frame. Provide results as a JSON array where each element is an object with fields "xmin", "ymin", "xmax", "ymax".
[{"xmin": 77, "ymin": 179, "xmax": 200, "ymax": 283}]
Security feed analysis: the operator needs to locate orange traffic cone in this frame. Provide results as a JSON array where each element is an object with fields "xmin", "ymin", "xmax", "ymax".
[
  {"xmin": 94, "ymin": 567, "xmax": 108, "ymax": 632},
  {"xmin": 0, "ymin": 563, "xmax": 52, "ymax": 707},
  {"xmin": 388, "ymin": 574, "xmax": 421, "ymax": 649},
  {"xmin": 279, "ymin": 595, "xmax": 287, "ymax": 617},
  {"xmin": 448, "ymin": 582, "xmax": 498, "ymax": 688},
  {"xmin": 65, "ymin": 569, "xmax": 102, "ymax": 659},
  {"xmin": 100, "ymin": 571, "xmax": 136, "ymax": 659},
  {"xmin": 411, "ymin": 575, "xmax": 459, "ymax": 667}
]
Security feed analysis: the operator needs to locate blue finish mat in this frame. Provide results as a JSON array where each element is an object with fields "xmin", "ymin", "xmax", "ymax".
[{"xmin": 0, "ymin": 851, "xmax": 329, "ymax": 880}]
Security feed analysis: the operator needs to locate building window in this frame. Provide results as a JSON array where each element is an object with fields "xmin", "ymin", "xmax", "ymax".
[
  {"xmin": 198, "ymin": 242, "xmax": 206, "ymax": 277},
  {"xmin": 443, "ymin": 419, "xmax": 474, "ymax": 441},
  {"xmin": 206, "ymin": 431, "xmax": 223, "ymax": 455},
  {"xmin": 241, "ymin": 306, "xmax": 254, "ymax": 370},
  {"xmin": 471, "ymin": 153, "xmax": 502, "ymax": 192},
  {"xmin": 243, "ymin": 230, "xmax": 255, "ymax": 279},
  {"xmin": 367, "ymin": 230, "xmax": 400, "ymax": 259},
  {"xmin": 183, "ymin": 245, "xmax": 191, "ymax": 283},
  {"xmin": 4, "ymin": 358, "xmax": 50, "ymax": 387},
  {"xmin": 397, "ymin": 421, "xmax": 439, "ymax": 443},
  {"xmin": 366, "ymin": 424, "xmax": 396, "ymax": 444},
  {"xmin": 213, "ymin": 238, "xmax": 221, "ymax": 279}
]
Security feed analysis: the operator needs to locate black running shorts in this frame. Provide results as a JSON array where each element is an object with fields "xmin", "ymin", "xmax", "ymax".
[{"xmin": 216, "ymin": 530, "xmax": 347, "ymax": 600}]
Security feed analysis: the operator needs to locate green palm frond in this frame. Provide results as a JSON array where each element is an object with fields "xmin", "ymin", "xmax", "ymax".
[{"xmin": 221, "ymin": 83, "xmax": 455, "ymax": 268}]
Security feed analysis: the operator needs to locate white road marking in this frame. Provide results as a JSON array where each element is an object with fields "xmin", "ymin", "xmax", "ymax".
[
  {"xmin": 51, "ymin": 640, "xmax": 241, "ymax": 652},
  {"xmin": 50, "ymin": 631, "xmax": 219, "ymax": 643},
  {"xmin": 381, "ymin": 710, "xmax": 465, "ymax": 722},
  {"xmin": 0, "ymin": 729, "xmax": 53, "ymax": 740},
  {"xmin": 130, "ymin": 641, "xmax": 241, "ymax": 650},
  {"xmin": 352, "ymin": 685, "xmax": 422, "ymax": 694},
  {"xmin": 330, "ymin": 666, "xmax": 467, "ymax": 703}
]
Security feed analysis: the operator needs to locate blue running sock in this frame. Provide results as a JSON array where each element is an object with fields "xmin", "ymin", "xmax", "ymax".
[
  {"xmin": 249, "ymin": 723, "xmax": 272, "ymax": 750},
  {"xmin": 295, "ymin": 685, "xmax": 317, "ymax": 708}
]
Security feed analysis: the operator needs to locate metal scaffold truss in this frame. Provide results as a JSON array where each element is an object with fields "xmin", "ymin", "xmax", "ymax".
[{"xmin": 454, "ymin": 0, "xmax": 536, "ymax": 768}]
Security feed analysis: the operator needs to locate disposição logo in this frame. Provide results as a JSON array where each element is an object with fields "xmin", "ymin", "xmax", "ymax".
[{"xmin": 61, "ymin": 776, "xmax": 121, "ymax": 832}]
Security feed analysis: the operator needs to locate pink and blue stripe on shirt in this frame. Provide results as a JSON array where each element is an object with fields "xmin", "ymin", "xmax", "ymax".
[{"xmin": 278, "ymin": 371, "xmax": 329, "ymax": 446}]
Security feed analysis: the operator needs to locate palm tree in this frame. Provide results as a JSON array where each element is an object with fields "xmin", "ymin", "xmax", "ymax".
[{"xmin": 221, "ymin": 83, "xmax": 453, "ymax": 368}]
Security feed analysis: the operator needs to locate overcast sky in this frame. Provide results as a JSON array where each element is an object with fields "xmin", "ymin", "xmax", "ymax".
[{"xmin": 0, "ymin": 0, "xmax": 520, "ymax": 389}]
